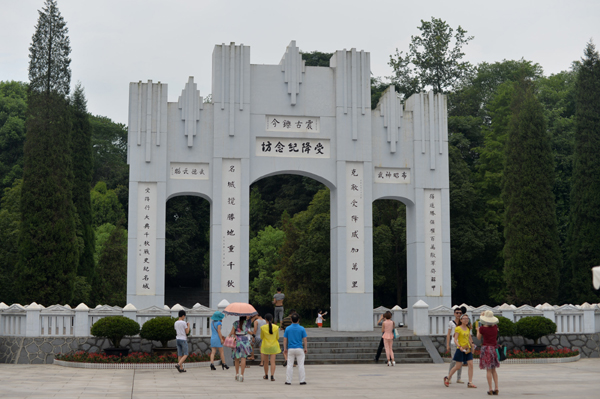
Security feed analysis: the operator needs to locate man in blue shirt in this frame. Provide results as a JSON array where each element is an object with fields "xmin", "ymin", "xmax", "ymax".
[{"xmin": 283, "ymin": 313, "xmax": 307, "ymax": 385}]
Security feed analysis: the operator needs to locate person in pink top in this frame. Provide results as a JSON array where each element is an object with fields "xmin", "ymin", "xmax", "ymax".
[{"xmin": 381, "ymin": 311, "xmax": 395, "ymax": 366}]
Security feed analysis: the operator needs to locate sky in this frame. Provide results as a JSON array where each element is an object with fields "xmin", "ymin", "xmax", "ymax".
[{"xmin": 1, "ymin": 0, "xmax": 599, "ymax": 125}]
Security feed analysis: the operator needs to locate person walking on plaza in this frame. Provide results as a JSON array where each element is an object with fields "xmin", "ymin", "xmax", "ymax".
[
  {"xmin": 477, "ymin": 310, "xmax": 500, "ymax": 395},
  {"xmin": 174, "ymin": 310, "xmax": 190, "ymax": 373},
  {"xmin": 273, "ymin": 287, "xmax": 285, "ymax": 325},
  {"xmin": 381, "ymin": 311, "xmax": 395, "ymax": 366},
  {"xmin": 374, "ymin": 313, "xmax": 385, "ymax": 363},
  {"xmin": 445, "ymin": 314, "xmax": 477, "ymax": 388},
  {"xmin": 228, "ymin": 316, "xmax": 253, "ymax": 382},
  {"xmin": 283, "ymin": 313, "xmax": 308, "ymax": 385},
  {"xmin": 445, "ymin": 306, "xmax": 465, "ymax": 383},
  {"xmin": 252, "ymin": 314, "xmax": 267, "ymax": 365},
  {"xmin": 260, "ymin": 313, "xmax": 281, "ymax": 381},
  {"xmin": 209, "ymin": 311, "xmax": 229, "ymax": 371}
]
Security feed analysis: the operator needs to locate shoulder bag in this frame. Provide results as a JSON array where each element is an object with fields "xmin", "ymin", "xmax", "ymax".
[{"xmin": 223, "ymin": 336, "xmax": 236, "ymax": 348}]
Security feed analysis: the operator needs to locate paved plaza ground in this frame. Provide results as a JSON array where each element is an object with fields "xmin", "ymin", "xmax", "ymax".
[{"xmin": 1, "ymin": 359, "xmax": 599, "ymax": 398}]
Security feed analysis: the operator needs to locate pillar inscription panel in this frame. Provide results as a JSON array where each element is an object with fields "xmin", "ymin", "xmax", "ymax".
[
  {"xmin": 221, "ymin": 159, "xmax": 241, "ymax": 293},
  {"xmin": 136, "ymin": 182, "xmax": 157, "ymax": 295},
  {"xmin": 424, "ymin": 189, "xmax": 442, "ymax": 296},
  {"xmin": 346, "ymin": 162, "xmax": 364, "ymax": 293}
]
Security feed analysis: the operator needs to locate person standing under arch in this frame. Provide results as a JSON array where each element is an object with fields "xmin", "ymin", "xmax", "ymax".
[{"xmin": 273, "ymin": 288, "xmax": 285, "ymax": 325}]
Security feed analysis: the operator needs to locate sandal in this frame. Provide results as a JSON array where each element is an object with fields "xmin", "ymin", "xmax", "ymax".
[
  {"xmin": 444, "ymin": 376, "xmax": 449, "ymax": 387},
  {"xmin": 467, "ymin": 382, "xmax": 477, "ymax": 388},
  {"xmin": 493, "ymin": 390, "xmax": 499, "ymax": 395},
  {"xmin": 488, "ymin": 391, "xmax": 493, "ymax": 396},
  {"xmin": 263, "ymin": 375, "xmax": 268, "ymax": 380}
]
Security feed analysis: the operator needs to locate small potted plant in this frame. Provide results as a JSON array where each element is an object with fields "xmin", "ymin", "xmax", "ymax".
[
  {"xmin": 515, "ymin": 316, "xmax": 557, "ymax": 352},
  {"xmin": 90, "ymin": 316, "xmax": 141, "ymax": 357},
  {"xmin": 140, "ymin": 317, "xmax": 178, "ymax": 355}
]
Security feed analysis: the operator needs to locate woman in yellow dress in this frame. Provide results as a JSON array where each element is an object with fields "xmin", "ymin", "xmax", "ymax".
[{"xmin": 260, "ymin": 313, "xmax": 281, "ymax": 381}]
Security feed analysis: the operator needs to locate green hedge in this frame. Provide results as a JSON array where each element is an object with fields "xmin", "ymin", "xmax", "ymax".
[
  {"xmin": 515, "ymin": 316, "xmax": 557, "ymax": 344},
  {"xmin": 139, "ymin": 317, "xmax": 178, "ymax": 348},
  {"xmin": 90, "ymin": 316, "xmax": 140, "ymax": 348}
]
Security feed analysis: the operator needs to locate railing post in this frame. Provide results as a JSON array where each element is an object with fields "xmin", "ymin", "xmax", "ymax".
[
  {"xmin": 581, "ymin": 303, "xmax": 595, "ymax": 333},
  {"xmin": 123, "ymin": 303, "xmax": 137, "ymax": 322},
  {"xmin": 498, "ymin": 303, "xmax": 514, "ymax": 322},
  {"xmin": 392, "ymin": 305, "xmax": 404, "ymax": 326},
  {"xmin": 25, "ymin": 302, "xmax": 42, "ymax": 337},
  {"xmin": 171, "ymin": 303, "xmax": 184, "ymax": 319},
  {"xmin": 540, "ymin": 303, "xmax": 555, "ymax": 325},
  {"xmin": 0, "ymin": 302, "xmax": 7, "ymax": 334},
  {"xmin": 74, "ymin": 303, "xmax": 90, "ymax": 337},
  {"xmin": 412, "ymin": 300, "xmax": 429, "ymax": 336}
]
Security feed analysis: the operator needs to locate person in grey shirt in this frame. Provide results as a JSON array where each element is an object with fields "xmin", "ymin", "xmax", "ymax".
[{"xmin": 273, "ymin": 288, "xmax": 285, "ymax": 324}]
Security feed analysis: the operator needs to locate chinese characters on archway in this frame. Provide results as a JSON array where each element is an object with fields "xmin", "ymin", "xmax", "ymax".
[
  {"xmin": 265, "ymin": 115, "xmax": 320, "ymax": 133},
  {"xmin": 347, "ymin": 163, "xmax": 364, "ymax": 292},
  {"xmin": 222, "ymin": 159, "xmax": 241, "ymax": 292},
  {"xmin": 256, "ymin": 138, "xmax": 330, "ymax": 159},
  {"xmin": 424, "ymin": 189, "xmax": 442, "ymax": 296},
  {"xmin": 373, "ymin": 167, "xmax": 411, "ymax": 184},
  {"xmin": 137, "ymin": 182, "xmax": 157, "ymax": 295},
  {"xmin": 170, "ymin": 163, "xmax": 209, "ymax": 180}
]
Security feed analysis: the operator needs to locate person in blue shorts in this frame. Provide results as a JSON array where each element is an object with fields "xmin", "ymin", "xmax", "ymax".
[{"xmin": 283, "ymin": 313, "xmax": 307, "ymax": 385}]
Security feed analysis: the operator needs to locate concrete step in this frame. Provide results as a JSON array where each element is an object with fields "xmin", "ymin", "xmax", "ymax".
[
  {"xmin": 306, "ymin": 341, "xmax": 423, "ymax": 348},
  {"xmin": 305, "ymin": 347, "xmax": 429, "ymax": 355}
]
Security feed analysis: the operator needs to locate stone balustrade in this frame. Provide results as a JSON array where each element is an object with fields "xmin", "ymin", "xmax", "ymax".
[{"xmin": 0, "ymin": 302, "xmax": 216, "ymax": 338}]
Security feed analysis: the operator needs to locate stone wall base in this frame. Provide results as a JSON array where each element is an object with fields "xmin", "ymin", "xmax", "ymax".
[
  {"xmin": 429, "ymin": 333, "xmax": 600, "ymax": 358},
  {"xmin": 0, "ymin": 336, "xmax": 212, "ymax": 364}
]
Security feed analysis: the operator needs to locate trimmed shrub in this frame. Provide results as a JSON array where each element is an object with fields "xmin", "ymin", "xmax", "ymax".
[
  {"xmin": 140, "ymin": 317, "xmax": 178, "ymax": 348},
  {"xmin": 515, "ymin": 316, "xmax": 557, "ymax": 344},
  {"xmin": 497, "ymin": 316, "xmax": 516, "ymax": 337},
  {"xmin": 90, "ymin": 316, "xmax": 140, "ymax": 348}
]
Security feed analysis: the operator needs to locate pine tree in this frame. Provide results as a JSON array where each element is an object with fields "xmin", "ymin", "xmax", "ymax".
[
  {"xmin": 16, "ymin": 0, "xmax": 78, "ymax": 305},
  {"xmin": 503, "ymin": 76, "xmax": 561, "ymax": 305},
  {"xmin": 71, "ymin": 83, "xmax": 95, "ymax": 283},
  {"xmin": 93, "ymin": 222, "xmax": 127, "ymax": 307},
  {"xmin": 567, "ymin": 42, "xmax": 600, "ymax": 303}
]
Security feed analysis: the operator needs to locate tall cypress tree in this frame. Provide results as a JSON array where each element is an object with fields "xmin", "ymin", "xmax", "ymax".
[
  {"xmin": 567, "ymin": 42, "xmax": 600, "ymax": 303},
  {"xmin": 16, "ymin": 0, "xmax": 78, "ymax": 305},
  {"xmin": 503, "ymin": 76, "xmax": 561, "ymax": 305},
  {"xmin": 71, "ymin": 83, "xmax": 95, "ymax": 283}
]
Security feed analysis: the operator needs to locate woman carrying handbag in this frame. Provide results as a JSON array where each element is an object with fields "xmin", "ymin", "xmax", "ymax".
[{"xmin": 228, "ymin": 316, "xmax": 253, "ymax": 382}]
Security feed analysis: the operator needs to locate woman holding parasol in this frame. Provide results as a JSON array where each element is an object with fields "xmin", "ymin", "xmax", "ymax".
[{"xmin": 224, "ymin": 303, "xmax": 258, "ymax": 382}]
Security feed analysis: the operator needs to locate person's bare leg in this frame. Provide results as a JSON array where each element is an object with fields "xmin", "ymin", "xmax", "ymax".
[
  {"xmin": 178, "ymin": 354, "xmax": 187, "ymax": 369},
  {"xmin": 492, "ymin": 368, "xmax": 499, "ymax": 391},
  {"xmin": 447, "ymin": 362, "xmax": 462, "ymax": 380},
  {"xmin": 210, "ymin": 347, "xmax": 216, "ymax": 363},
  {"xmin": 467, "ymin": 360, "xmax": 474, "ymax": 384},
  {"xmin": 270, "ymin": 354, "xmax": 276, "ymax": 376},
  {"xmin": 262, "ymin": 354, "xmax": 268, "ymax": 376},
  {"xmin": 486, "ymin": 369, "xmax": 493, "ymax": 392},
  {"xmin": 240, "ymin": 357, "xmax": 247, "ymax": 376},
  {"xmin": 234, "ymin": 358, "xmax": 240, "ymax": 375},
  {"xmin": 218, "ymin": 347, "xmax": 225, "ymax": 363}
]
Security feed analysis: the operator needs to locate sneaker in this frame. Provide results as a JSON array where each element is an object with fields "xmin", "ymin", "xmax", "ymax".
[
  {"xmin": 392, "ymin": 361, "xmax": 396, "ymax": 366},
  {"xmin": 300, "ymin": 382, "xmax": 307, "ymax": 385}
]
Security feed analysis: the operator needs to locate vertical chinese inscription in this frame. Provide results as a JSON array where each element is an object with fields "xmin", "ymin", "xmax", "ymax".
[
  {"xmin": 346, "ymin": 162, "xmax": 364, "ymax": 292},
  {"xmin": 424, "ymin": 189, "xmax": 442, "ymax": 296},
  {"xmin": 222, "ymin": 159, "xmax": 241, "ymax": 292},
  {"xmin": 137, "ymin": 182, "xmax": 157, "ymax": 295}
]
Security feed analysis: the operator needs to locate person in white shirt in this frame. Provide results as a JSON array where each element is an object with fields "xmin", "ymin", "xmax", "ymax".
[{"xmin": 174, "ymin": 310, "xmax": 190, "ymax": 373}]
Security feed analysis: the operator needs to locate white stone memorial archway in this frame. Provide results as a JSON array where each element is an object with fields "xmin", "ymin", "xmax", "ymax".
[{"xmin": 126, "ymin": 41, "xmax": 451, "ymax": 331}]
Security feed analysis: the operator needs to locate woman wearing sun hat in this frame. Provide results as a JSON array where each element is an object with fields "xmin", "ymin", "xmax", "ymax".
[
  {"xmin": 210, "ymin": 311, "xmax": 229, "ymax": 370},
  {"xmin": 477, "ymin": 310, "xmax": 500, "ymax": 395}
]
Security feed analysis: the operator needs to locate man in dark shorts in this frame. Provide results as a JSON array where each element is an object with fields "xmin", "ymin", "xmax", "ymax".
[{"xmin": 273, "ymin": 287, "xmax": 285, "ymax": 324}]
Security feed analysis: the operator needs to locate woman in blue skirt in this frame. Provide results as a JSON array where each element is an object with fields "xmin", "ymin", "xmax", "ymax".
[{"xmin": 210, "ymin": 311, "xmax": 229, "ymax": 370}]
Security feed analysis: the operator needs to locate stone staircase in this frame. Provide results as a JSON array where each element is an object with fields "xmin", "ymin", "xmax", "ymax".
[{"xmin": 246, "ymin": 335, "xmax": 433, "ymax": 365}]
